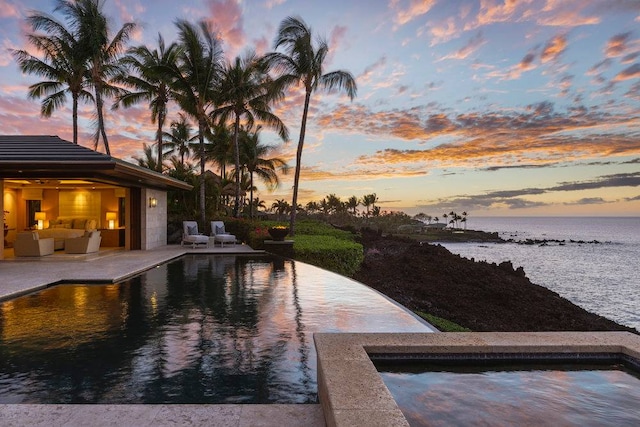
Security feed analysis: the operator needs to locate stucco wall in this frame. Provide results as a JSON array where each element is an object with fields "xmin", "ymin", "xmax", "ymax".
[{"xmin": 141, "ymin": 188, "xmax": 167, "ymax": 250}]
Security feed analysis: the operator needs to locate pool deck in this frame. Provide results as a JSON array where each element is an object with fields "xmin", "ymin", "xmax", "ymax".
[{"xmin": 1, "ymin": 245, "xmax": 329, "ymax": 426}]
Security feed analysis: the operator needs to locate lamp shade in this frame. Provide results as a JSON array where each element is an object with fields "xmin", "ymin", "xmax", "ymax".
[
  {"xmin": 106, "ymin": 212, "xmax": 117, "ymax": 229},
  {"xmin": 35, "ymin": 212, "xmax": 46, "ymax": 230}
]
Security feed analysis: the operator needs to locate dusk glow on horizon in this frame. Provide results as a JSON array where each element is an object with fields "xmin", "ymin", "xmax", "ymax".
[{"xmin": 1, "ymin": 0, "xmax": 639, "ymax": 217}]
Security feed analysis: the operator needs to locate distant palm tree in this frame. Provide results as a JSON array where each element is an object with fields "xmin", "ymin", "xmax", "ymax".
[
  {"xmin": 169, "ymin": 20, "xmax": 223, "ymax": 224},
  {"xmin": 346, "ymin": 196, "xmax": 359, "ymax": 216},
  {"xmin": 271, "ymin": 198, "xmax": 290, "ymax": 221},
  {"xmin": 237, "ymin": 126, "xmax": 289, "ymax": 219},
  {"xmin": 462, "ymin": 211, "xmax": 468, "ymax": 229},
  {"xmin": 362, "ymin": 193, "xmax": 378, "ymax": 217},
  {"xmin": 212, "ymin": 51, "xmax": 288, "ymax": 217},
  {"xmin": 163, "ymin": 113, "xmax": 197, "ymax": 167},
  {"xmin": 265, "ymin": 16, "xmax": 357, "ymax": 235},
  {"xmin": 64, "ymin": 0, "xmax": 136, "ymax": 154},
  {"xmin": 134, "ymin": 143, "xmax": 159, "ymax": 171},
  {"xmin": 306, "ymin": 201, "xmax": 320, "ymax": 214},
  {"xmin": 115, "ymin": 34, "xmax": 179, "ymax": 171},
  {"xmin": 12, "ymin": 5, "xmax": 91, "ymax": 145}
]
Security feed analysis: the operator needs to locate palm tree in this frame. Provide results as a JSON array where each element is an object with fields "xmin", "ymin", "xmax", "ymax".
[
  {"xmin": 163, "ymin": 113, "xmax": 197, "ymax": 167},
  {"xmin": 237, "ymin": 126, "xmax": 289, "ymax": 219},
  {"xmin": 61, "ymin": 0, "xmax": 136, "ymax": 155},
  {"xmin": 265, "ymin": 16, "xmax": 357, "ymax": 235},
  {"xmin": 306, "ymin": 201, "xmax": 320, "ymax": 214},
  {"xmin": 212, "ymin": 51, "xmax": 288, "ymax": 218},
  {"xmin": 115, "ymin": 34, "xmax": 179, "ymax": 171},
  {"xmin": 346, "ymin": 196, "xmax": 359, "ymax": 216},
  {"xmin": 168, "ymin": 19, "xmax": 223, "ymax": 225},
  {"xmin": 134, "ymin": 143, "xmax": 160, "ymax": 171},
  {"xmin": 462, "ymin": 211, "xmax": 468, "ymax": 229},
  {"xmin": 271, "ymin": 199, "xmax": 290, "ymax": 221},
  {"xmin": 12, "ymin": 6, "xmax": 92, "ymax": 145},
  {"xmin": 362, "ymin": 193, "xmax": 378, "ymax": 217}
]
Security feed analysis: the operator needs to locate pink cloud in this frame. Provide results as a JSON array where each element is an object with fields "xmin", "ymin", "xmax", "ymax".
[
  {"xmin": 605, "ymin": 32, "xmax": 633, "ymax": 58},
  {"xmin": 205, "ymin": 0, "xmax": 245, "ymax": 55},
  {"xmin": 0, "ymin": 0, "xmax": 19, "ymax": 18}
]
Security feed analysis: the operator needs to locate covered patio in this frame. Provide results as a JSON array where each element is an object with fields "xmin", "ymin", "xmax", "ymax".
[{"xmin": 1, "ymin": 135, "xmax": 192, "ymax": 259}]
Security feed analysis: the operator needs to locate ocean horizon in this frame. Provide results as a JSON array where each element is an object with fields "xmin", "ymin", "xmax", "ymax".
[{"xmin": 438, "ymin": 216, "xmax": 640, "ymax": 331}]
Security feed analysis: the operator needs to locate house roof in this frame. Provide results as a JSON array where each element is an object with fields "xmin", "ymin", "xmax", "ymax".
[{"xmin": 0, "ymin": 135, "xmax": 192, "ymax": 191}]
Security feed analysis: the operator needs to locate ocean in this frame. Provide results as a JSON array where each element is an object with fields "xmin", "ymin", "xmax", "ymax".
[{"xmin": 437, "ymin": 217, "xmax": 640, "ymax": 331}]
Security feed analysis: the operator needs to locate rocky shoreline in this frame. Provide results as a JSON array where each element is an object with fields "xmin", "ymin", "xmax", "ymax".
[{"xmin": 352, "ymin": 229, "xmax": 636, "ymax": 333}]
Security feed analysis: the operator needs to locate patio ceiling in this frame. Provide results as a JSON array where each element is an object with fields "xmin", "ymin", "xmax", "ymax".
[{"xmin": 0, "ymin": 135, "xmax": 192, "ymax": 191}]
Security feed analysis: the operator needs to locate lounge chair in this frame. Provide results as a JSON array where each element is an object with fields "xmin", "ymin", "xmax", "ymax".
[
  {"xmin": 65, "ymin": 230, "xmax": 102, "ymax": 254},
  {"xmin": 13, "ymin": 231, "xmax": 55, "ymax": 257},
  {"xmin": 182, "ymin": 221, "xmax": 209, "ymax": 248},
  {"xmin": 210, "ymin": 221, "xmax": 236, "ymax": 248}
]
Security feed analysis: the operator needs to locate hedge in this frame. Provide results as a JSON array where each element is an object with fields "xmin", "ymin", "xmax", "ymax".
[{"xmin": 293, "ymin": 234, "xmax": 364, "ymax": 277}]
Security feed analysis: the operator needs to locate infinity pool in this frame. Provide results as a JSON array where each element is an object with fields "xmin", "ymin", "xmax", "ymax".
[{"xmin": 0, "ymin": 254, "xmax": 433, "ymax": 404}]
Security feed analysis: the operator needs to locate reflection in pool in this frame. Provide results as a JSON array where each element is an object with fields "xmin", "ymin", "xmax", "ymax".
[
  {"xmin": 0, "ymin": 254, "xmax": 432, "ymax": 403},
  {"xmin": 376, "ymin": 361, "xmax": 640, "ymax": 426}
]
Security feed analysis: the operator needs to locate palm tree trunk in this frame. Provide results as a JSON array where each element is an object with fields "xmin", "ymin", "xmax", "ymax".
[
  {"xmin": 95, "ymin": 90, "xmax": 110, "ymax": 155},
  {"xmin": 233, "ymin": 116, "xmax": 241, "ymax": 218},
  {"xmin": 289, "ymin": 90, "xmax": 311, "ymax": 236},
  {"xmin": 249, "ymin": 171, "xmax": 254, "ymax": 219},
  {"xmin": 157, "ymin": 109, "xmax": 165, "ymax": 173},
  {"xmin": 198, "ymin": 118, "xmax": 207, "ymax": 226},
  {"xmin": 72, "ymin": 94, "xmax": 79, "ymax": 145}
]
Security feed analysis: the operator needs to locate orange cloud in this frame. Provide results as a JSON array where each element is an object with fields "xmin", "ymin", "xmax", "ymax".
[
  {"xmin": 541, "ymin": 34, "xmax": 566, "ymax": 63},
  {"xmin": 613, "ymin": 63, "xmax": 640, "ymax": 82},
  {"xmin": 605, "ymin": 32, "xmax": 633, "ymax": 58},
  {"xmin": 438, "ymin": 31, "xmax": 486, "ymax": 61},
  {"xmin": 390, "ymin": 0, "xmax": 437, "ymax": 27}
]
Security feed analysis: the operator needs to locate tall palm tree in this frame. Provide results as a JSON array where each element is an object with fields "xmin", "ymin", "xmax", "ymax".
[
  {"xmin": 212, "ymin": 51, "xmax": 288, "ymax": 218},
  {"xmin": 59, "ymin": 0, "xmax": 136, "ymax": 155},
  {"xmin": 168, "ymin": 19, "xmax": 223, "ymax": 225},
  {"xmin": 163, "ymin": 113, "xmax": 197, "ymax": 167},
  {"xmin": 11, "ymin": 5, "xmax": 92, "ymax": 144},
  {"xmin": 115, "ymin": 34, "xmax": 179, "ymax": 171},
  {"xmin": 237, "ymin": 126, "xmax": 289, "ymax": 219},
  {"xmin": 265, "ymin": 16, "xmax": 357, "ymax": 235}
]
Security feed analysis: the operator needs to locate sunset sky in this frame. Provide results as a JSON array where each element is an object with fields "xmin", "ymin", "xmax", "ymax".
[{"xmin": 1, "ymin": 0, "xmax": 639, "ymax": 217}]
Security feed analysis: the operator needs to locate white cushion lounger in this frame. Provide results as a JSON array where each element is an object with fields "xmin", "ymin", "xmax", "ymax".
[
  {"xmin": 210, "ymin": 221, "xmax": 236, "ymax": 248},
  {"xmin": 181, "ymin": 221, "xmax": 209, "ymax": 248}
]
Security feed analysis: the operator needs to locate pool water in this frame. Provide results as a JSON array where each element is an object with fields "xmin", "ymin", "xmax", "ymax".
[
  {"xmin": 377, "ymin": 361, "xmax": 640, "ymax": 426},
  {"xmin": 0, "ymin": 254, "xmax": 432, "ymax": 404}
]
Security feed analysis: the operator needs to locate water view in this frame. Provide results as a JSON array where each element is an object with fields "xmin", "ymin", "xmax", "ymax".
[
  {"xmin": 439, "ymin": 217, "xmax": 640, "ymax": 330},
  {"xmin": 0, "ymin": 254, "xmax": 432, "ymax": 404}
]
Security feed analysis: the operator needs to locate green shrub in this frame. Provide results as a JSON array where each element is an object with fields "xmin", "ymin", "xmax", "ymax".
[
  {"xmin": 294, "ymin": 219, "xmax": 358, "ymax": 241},
  {"xmin": 293, "ymin": 235, "xmax": 364, "ymax": 276},
  {"xmin": 415, "ymin": 311, "xmax": 472, "ymax": 332}
]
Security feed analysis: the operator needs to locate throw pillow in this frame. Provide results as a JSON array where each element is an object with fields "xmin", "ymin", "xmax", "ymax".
[
  {"xmin": 187, "ymin": 225, "xmax": 198, "ymax": 235},
  {"xmin": 86, "ymin": 219, "xmax": 97, "ymax": 230},
  {"xmin": 73, "ymin": 219, "xmax": 87, "ymax": 230},
  {"xmin": 215, "ymin": 225, "xmax": 225, "ymax": 235}
]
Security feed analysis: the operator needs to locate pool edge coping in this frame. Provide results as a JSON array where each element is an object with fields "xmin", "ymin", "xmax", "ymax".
[{"xmin": 313, "ymin": 331, "xmax": 640, "ymax": 427}]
